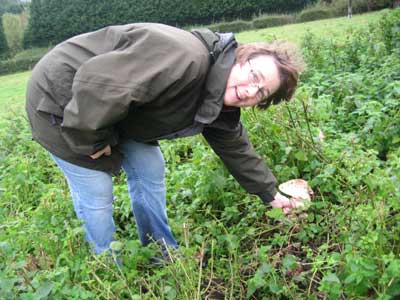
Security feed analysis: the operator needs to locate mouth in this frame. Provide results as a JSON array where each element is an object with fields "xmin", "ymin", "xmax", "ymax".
[{"xmin": 235, "ymin": 87, "xmax": 242, "ymax": 102}]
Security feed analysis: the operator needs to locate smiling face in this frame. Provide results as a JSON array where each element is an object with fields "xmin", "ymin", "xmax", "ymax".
[{"xmin": 223, "ymin": 55, "xmax": 281, "ymax": 108}]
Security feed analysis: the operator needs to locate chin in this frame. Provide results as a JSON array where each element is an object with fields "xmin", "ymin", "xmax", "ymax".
[
  {"xmin": 224, "ymin": 98, "xmax": 238, "ymax": 107},
  {"xmin": 224, "ymin": 92, "xmax": 238, "ymax": 107}
]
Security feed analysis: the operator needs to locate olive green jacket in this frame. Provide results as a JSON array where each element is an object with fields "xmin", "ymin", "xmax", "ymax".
[{"xmin": 26, "ymin": 23, "xmax": 277, "ymax": 203}]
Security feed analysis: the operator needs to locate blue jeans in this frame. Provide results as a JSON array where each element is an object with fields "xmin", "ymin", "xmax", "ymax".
[{"xmin": 50, "ymin": 140, "xmax": 178, "ymax": 254}]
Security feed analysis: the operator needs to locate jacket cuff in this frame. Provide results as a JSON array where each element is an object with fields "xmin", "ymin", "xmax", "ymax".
[{"xmin": 257, "ymin": 189, "xmax": 277, "ymax": 204}]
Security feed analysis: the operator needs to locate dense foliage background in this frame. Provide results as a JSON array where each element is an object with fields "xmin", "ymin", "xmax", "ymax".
[
  {"xmin": 0, "ymin": 14, "xmax": 8, "ymax": 57},
  {"xmin": 0, "ymin": 0, "xmax": 25, "ymax": 16},
  {"xmin": 0, "ymin": 0, "xmax": 394, "ymax": 75},
  {"xmin": 24, "ymin": 0, "xmax": 317, "ymax": 46},
  {"xmin": 0, "ymin": 8, "xmax": 399, "ymax": 300}
]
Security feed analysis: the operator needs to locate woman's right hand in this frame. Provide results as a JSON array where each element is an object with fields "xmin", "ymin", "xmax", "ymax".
[{"xmin": 90, "ymin": 145, "xmax": 111, "ymax": 159}]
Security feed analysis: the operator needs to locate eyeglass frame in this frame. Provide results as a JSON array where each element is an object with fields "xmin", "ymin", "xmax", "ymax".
[{"xmin": 247, "ymin": 59, "xmax": 276, "ymax": 109}]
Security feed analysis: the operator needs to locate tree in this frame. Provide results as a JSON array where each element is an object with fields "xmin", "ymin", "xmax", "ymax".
[
  {"xmin": 348, "ymin": 0, "xmax": 352, "ymax": 18},
  {"xmin": 0, "ymin": 0, "xmax": 24, "ymax": 15},
  {"xmin": 0, "ymin": 15, "xmax": 9, "ymax": 58},
  {"xmin": 2, "ymin": 12, "xmax": 26, "ymax": 54}
]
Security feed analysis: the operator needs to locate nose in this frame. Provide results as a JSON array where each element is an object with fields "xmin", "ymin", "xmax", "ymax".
[{"xmin": 245, "ymin": 85, "xmax": 259, "ymax": 98}]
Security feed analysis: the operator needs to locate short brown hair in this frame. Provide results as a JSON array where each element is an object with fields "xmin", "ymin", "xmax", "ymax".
[{"xmin": 235, "ymin": 41, "xmax": 305, "ymax": 109}]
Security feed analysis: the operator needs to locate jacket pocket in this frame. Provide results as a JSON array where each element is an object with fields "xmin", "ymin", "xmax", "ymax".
[{"xmin": 36, "ymin": 96, "xmax": 64, "ymax": 118}]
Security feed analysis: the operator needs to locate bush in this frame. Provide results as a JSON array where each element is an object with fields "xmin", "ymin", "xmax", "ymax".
[
  {"xmin": 12, "ymin": 47, "xmax": 50, "ymax": 60},
  {"xmin": 2, "ymin": 12, "xmax": 28, "ymax": 55},
  {"xmin": 0, "ymin": 47, "xmax": 49, "ymax": 75},
  {"xmin": 0, "ymin": 57, "xmax": 39, "ymax": 75},
  {"xmin": 332, "ymin": 0, "xmax": 369, "ymax": 15},
  {"xmin": 252, "ymin": 14, "xmax": 294, "ymax": 29},
  {"xmin": 0, "ymin": 0, "xmax": 24, "ymax": 15},
  {"xmin": 297, "ymin": 6, "xmax": 334, "ymax": 22},
  {"xmin": 331, "ymin": 0, "xmax": 392, "ymax": 16},
  {"xmin": 207, "ymin": 20, "xmax": 252, "ymax": 33},
  {"xmin": 301, "ymin": 9, "xmax": 400, "ymax": 159}
]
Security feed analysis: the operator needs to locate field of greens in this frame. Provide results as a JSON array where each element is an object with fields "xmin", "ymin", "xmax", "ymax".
[
  {"xmin": 236, "ymin": 10, "xmax": 386, "ymax": 44},
  {"xmin": 0, "ymin": 9, "xmax": 399, "ymax": 300}
]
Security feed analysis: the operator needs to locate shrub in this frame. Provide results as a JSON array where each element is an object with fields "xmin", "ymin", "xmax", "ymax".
[
  {"xmin": 0, "ymin": 16, "xmax": 9, "ymax": 59},
  {"xmin": 252, "ymin": 14, "xmax": 294, "ymax": 29},
  {"xmin": 12, "ymin": 47, "xmax": 50, "ymax": 60},
  {"xmin": 297, "ymin": 6, "xmax": 334, "ymax": 22},
  {"xmin": 379, "ymin": 7, "xmax": 400, "ymax": 54},
  {"xmin": 0, "ymin": 57, "xmax": 39, "ymax": 75},
  {"xmin": 0, "ymin": 0, "xmax": 24, "ymax": 15},
  {"xmin": 207, "ymin": 20, "xmax": 252, "ymax": 33},
  {"xmin": 0, "ymin": 47, "xmax": 49, "ymax": 75},
  {"xmin": 301, "ymin": 9, "xmax": 400, "ymax": 159},
  {"xmin": 2, "ymin": 12, "xmax": 28, "ymax": 55},
  {"xmin": 332, "ymin": 0, "xmax": 369, "ymax": 15},
  {"xmin": 331, "ymin": 0, "xmax": 392, "ymax": 16}
]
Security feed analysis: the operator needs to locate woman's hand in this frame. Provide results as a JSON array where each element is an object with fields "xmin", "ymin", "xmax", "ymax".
[
  {"xmin": 90, "ymin": 145, "xmax": 111, "ymax": 159},
  {"xmin": 270, "ymin": 192, "xmax": 304, "ymax": 214}
]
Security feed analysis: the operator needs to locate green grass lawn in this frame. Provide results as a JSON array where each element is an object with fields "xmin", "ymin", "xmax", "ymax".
[
  {"xmin": 0, "ymin": 71, "xmax": 31, "ymax": 118},
  {"xmin": 236, "ymin": 10, "xmax": 387, "ymax": 44}
]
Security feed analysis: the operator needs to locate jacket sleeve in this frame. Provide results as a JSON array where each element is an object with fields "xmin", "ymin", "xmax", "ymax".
[{"xmin": 202, "ymin": 119, "xmax": 278, "ymax": 204}]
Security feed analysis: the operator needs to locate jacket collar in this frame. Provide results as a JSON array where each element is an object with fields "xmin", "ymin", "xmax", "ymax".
[{"xmin": 191, "ymin": 30, "xmax": 237, "ymax": 124}]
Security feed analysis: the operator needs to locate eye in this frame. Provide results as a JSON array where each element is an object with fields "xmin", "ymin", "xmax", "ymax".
[
  {"xmin": 250, "ymin": 70, "xmax": 259, "ymax": 84},
  {"xmin": 250, "ymin": 71, "xmax": 265, "ymax": 97}
]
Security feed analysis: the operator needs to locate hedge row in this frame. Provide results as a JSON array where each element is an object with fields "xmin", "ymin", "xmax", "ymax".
[
  {"xmin": 25, "ymin": 0, "xmax": 316, "ymax": 47},
  {"xmin": 0, "ymin": 48, "xmax": 48, "ymax": 76},
  {"xmin": 204, "ymin": 0, "xmax": 394, "ymax": 33},
  {"xmin": 0, "ymin": 0, "xmax": 25, "ymax": 16},
  {"xmin": 300, "ymin": 0, "xmax": 393, "ymax": 21},
  {"xmin": 0, "ymin": 57, "xmax": 39, "ymax": 76},
  {"xmin": 0, "ymin": 16, "xmax": 9, "ymax": 59},
  {"xmin": 298, "ymin": 7, "xmax": 334, "ymax": 22},
  {"xmin": 208, "ymin": 20, "xmax": 252, "ymax": 33},
  {"xmin": 253, "ymin": 14, "xmax": 295, "ymax": 29},
  {"xmin": 335, "ymin": 0, "xmax": 393, "ymax": 15}
]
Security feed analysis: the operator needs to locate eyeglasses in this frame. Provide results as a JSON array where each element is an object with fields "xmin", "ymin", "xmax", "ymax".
[{"xmin": 247, "ymin": 60, "xmax": 271, "ymax": 102}]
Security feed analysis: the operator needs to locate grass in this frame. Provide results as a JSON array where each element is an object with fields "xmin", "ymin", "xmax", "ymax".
[
  {"xmin": 0, "ymin": 71, "xmax": 30, "ymax": 119},
  {"xmin": 236, "ymin": 9, "xmax": 387, "ymax": 44}
]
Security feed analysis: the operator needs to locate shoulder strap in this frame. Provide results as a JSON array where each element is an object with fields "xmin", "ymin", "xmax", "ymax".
[{"xmin": 191, "ymin": 28, "xmax": 220, "ymax": 64}]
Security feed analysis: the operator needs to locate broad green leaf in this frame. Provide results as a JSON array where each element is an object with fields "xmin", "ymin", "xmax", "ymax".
[
  {"xmin": 295, "ymin": 150, "xmax": 308, "ymax": 161},
  {"xmin": 110, "ymin": 241, "xmax": 123, "ymax": 251},
  {"xmin": 282, "ymin": 254, "xmax": 298, "ymax": 270},
  {"xmin": 267, "ymin": 208, "xmax": 284, "ymax": 220},
  {"xmin": 324, "ymin": 273, "xmax": 341, "ymax": 284},
  {"xmin": 34, "ymin": 281, "xmax": 54, "ymax": 300}
]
